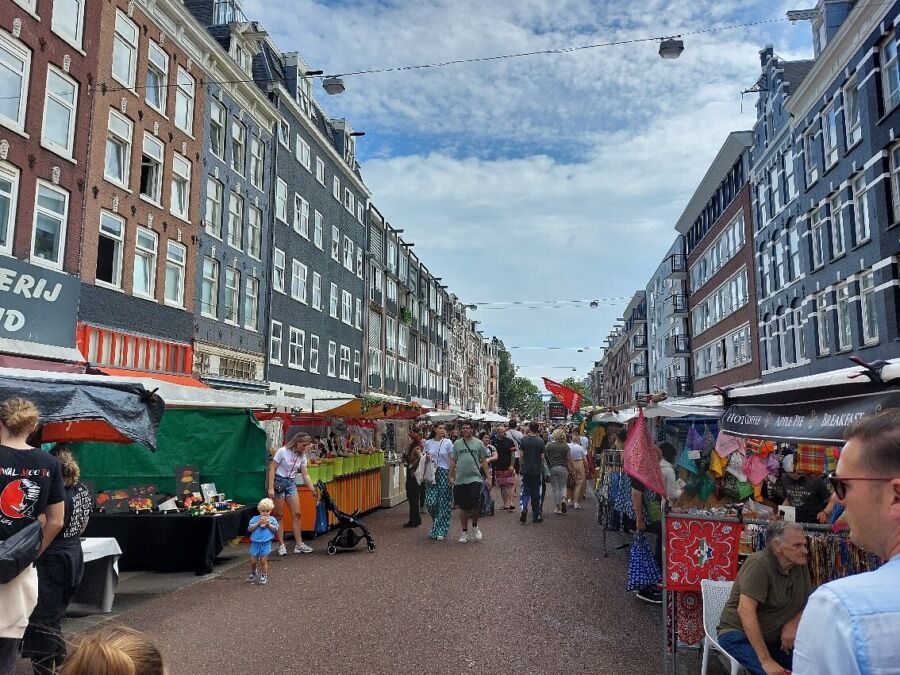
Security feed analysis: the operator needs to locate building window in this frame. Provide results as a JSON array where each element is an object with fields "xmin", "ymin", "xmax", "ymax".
[
  {"xmin": 139, "ymin": 133, "xmax": 164, "ymax": 204},
  {"xmin": 341, "ymin": 290, "xmax": 352, "ymax": 324},
  {"xmin": 200, "ymin": 257, "xmax": 218, "ymax": 318},
  {"xmin": 773, "ymin": 235, "xmax": 785, "ymax": 288},
  {"xmin": 314, "ymin": 211, "xmax": 324, "ymax": 249},
  {"xmin": 272, "ymin": 248, "xmax": 285, "ymax": 293},
  {"xmin": 882, "ymin": 38, "xmax": 900, "ymax": 112},
  {"xmin": 205, "ymin": 178, "xmax": 223, "ymax": 238},
  {"xmin": 227, "ymin": 191, "xmax": 243, "ymax": 249},
  {"xmin": 816, "ymin": 291, "xmax": 830, "ymax": 355},
  {"xmin": 133, "ymin": 228, "xmax": 158, "ymax": 298},
  {"xmin": 275, "ymin": 178, "xmax": 287, "ymax": 222},
  {"xmin": 330, "ymin": 225, "xmax": 340, "ymax": 261},
  {"xmin": 170, "ymin": 154, "xmax": 191, "ymax": 220},
  {"xmin": 270, "ymin": 321, "xmax": 283, "ymax": 364},
  {"xmin": 165, "ymin": 241, "xmax": 186, "ymax": 306},
  {"xmin": 249, "ymin": 137, "xmax": 264, "ymax": 190},
  {"xmin": 357, "ymin": 201, "xmax": 364, "ymax": 224},
  {"xmin": 96, "ymin": 211, "xmax": 124, "ymax": 287},
  {"xmin": 289, "ymin": 328, "xmax": 305, "ymax": 369},
  {"xmin": 355, "ymin": 298, "xmax": 362, "ymax": 329},
  {"xmin": 788, "ymin": 226, "xmax": 801, "ymax": 280},
  {"xmin": 312, "ymin": 272, "xmax": 322, "ymax": 310},
  {"xmin": 224, "ymin": 266, "xmax": 240, "ymax": 324},
  {"xmin": 42, "ymin": 67, "xmax": 78, "ymax": 157},
  {"xmin": 209, "ymin": 99, "xmax": 226, "ymax": 159},
  {"xmin": 891, "ymin": 145, "xmax": 900, "ymax": 223},
  {"xmin": 759, "ymin": 242, "xmax": 770, "ymax": 298},
  {"xmin": 328, "ymin": 341, "xmax": 337, "ymax": 377},
  {"xmin": 316, "ymin": 157, "xmax": 325, "ymax": 185},
  {"xmin": 810, "ymin": 208, "xmax": 825, "ymax": 268},
  {"xmin": 296, "ymin": 136, "xmax": 311, "ymax": 170},
  {"xmin": 31, "ymin": 182, "xmax": 68, "ymax": 268},
  {"xmin": 353, "ymin": 350, "xmax": 360, "ymax": 382},
  {"xmin": 112, "ymin": 11, "xmax": 138, "ymax": 89},
  {"xmin": 332, "ymin": 176, "xmax": 340, "ymax": 201},
  {"xmin": 105, "ymin": 110, "xmax": 132, "ymax": 188},
  {"xmin": 829, "ymin": 192, "xmax": 845, "ymax": 257},
  {"xmin": 278, "ymin": 119, "xmax": 289, "ymax": 147},
  {"xmin": 852, "ymin": 174, "xmax": 871, "ymax": 243},
  {"xmin": 231, "ymin": 122, "xmax": 245, "ymax": 174},
  {"xmin": 329, "ymin": 282, "xmax": 338, "ymax": 318},
  {"xmin": 174, "ymin": 67, "xmax": 194, "ymax": 134},
  {"xmin": 356, "ymin": 248, "xmax": 363, "ymax": 278},
  {"xmin": 860, "ymin": 271, "xmax": 878, "ymax": 344},
  {"xmin": 247, "ymin": 205, "xmax": 261, "ymax": 259},
  {"xmin": 339, "ymin": 345, "xmax": 350, "ymax": 380},
  {"xmin": 233, "ymin": 42, "xmax": 252, "ymax": 75},
  {"xmin": 836, "ymin": 283, "xmax": 851, "ymax": 350},
  {"xmin": 785, "ymin": 147, "xmax": 797, "ymax": 201},
  {"xmin": 803, "ymin": 126, "xmax": 818, "ymax": 186},
  {"xmin": 343, "ymin": 236, "xmax": 354, "ymax": 270},
  {"xmin": 291, "ymin": 259, "xmax": 307, "ymax": 303},
  {"xmin": 844, "ymin": 77, "xmax": 861, "ymax": 147},
  {"xmin": 0, "ymin": 33, "xmax": 29, "ymax": 132},
  {"xmin": 309, "ymin": 335, "xmax": 319, "ymax": 373},
  {"xmin": 145, "ymin": 42, "xmax": 168, "ymax": 113},
  {"xmin": 0, "ymin": 165, "xmax": 19, "ymax": 255},
  {"xmin": 822, "ymin": 103, "xmax": 839, "ymax": 168},
  {"xmin": 244, "ymin": 277, "xmax": 259, "ymax": 330},
  {"xmin": 295, "ymin": 194, "xmax": 309, "ymax": 237},
  {"xmin": 386, "ymin": 316, "xmax": 396, "ymax": 352},
  {"xmin": 51, "ymin": 0, "xmax": 85, "ymax": 48},
  {"xmin": 344, "ymin": 188, "xmax": 354, "ymax": 213}
]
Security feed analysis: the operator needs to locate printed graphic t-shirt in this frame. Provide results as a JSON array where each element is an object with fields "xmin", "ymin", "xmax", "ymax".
[
  {"xmin": 0, "ymin": 445, "xmax": 65, "ymax": 540},
  {"xmin": 273, "ymin": 447, "xmax": 308, "ymax": 479}
]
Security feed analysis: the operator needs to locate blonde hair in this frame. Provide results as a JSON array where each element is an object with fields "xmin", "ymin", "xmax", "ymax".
[
  {"xmin": 59, "ymin": 625, "xmax": 165, "ymax": 675},
  {"xmin": 551, "ymin": 429, "xmax": 566, "ymax": 443},
  {"xmin": 52, "ymin": 446, "xmax": 80, "ymax": 485},
  {"xmin": 257, "ymin": 497, "xmax": 274, "ymax": 512},
  {"xmin": 0, "ymin": 397, "xmax": 40, "ymax": 436},
  {"xmin": 286, "ymin": 433, "xmax": 311, "ymax": 449}
]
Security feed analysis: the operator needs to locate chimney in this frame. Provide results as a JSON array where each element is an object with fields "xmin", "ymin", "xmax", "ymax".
[{"xmin": 759, "ymin": 44, "xmax": 774, "ymax": 68}]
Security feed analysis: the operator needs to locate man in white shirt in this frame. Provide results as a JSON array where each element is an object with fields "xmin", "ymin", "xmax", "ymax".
[
  {"xmin": 792, "ymin": 410, "xmax": 900, "ymax": 674},
  {"xmin": 506, "ymin": 420, "xmax": 524, "ymax": 475}
]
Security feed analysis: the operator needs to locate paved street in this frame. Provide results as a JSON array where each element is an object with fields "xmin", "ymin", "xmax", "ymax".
[{"xmin": 45, "ymin": 497, "xmax": 665, "ymax": 674}]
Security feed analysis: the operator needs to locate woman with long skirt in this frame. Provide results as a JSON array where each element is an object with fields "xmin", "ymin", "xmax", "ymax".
[{"xmin": 423, "ymin": 423, "xmax": 453, "ymax": 540}]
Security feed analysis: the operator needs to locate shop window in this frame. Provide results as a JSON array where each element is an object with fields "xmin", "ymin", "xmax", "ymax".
[{"xmin": 96, "ymin": 211, "xmax": 124, "ymax": 287}]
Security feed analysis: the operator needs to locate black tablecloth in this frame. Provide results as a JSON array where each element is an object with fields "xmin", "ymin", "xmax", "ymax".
[{"xmin": 82, "ymin": 507, "xmax": 255, "ymax": 575}]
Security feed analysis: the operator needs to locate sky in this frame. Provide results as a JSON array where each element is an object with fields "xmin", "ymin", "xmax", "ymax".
[{"xmin": 244, "ymin": 0, "xmax": 818, "ymax": 389}]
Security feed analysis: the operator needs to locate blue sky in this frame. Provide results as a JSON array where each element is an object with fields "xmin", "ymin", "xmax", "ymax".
[{"xmin": 245, "ymin": 0, "xmax": 818, "ymax": 388}]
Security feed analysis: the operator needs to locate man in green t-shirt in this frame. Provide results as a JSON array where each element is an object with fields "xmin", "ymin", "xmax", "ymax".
[
  {"xmin": 449, "ymin": 422, "xmax": 492, "ymax": 544},
  {"xmin": 716, "ymin": 520, "xmax": 812, "ymax": 675}
]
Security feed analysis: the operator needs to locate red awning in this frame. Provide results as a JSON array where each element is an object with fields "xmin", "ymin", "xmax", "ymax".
[
  {"xmin": 0, "ymin": 354, "xmax": 84, "ymax": 373},
  {"xmin": 96, "ymin": 367, "xmax": 209, "ymax": 388}
]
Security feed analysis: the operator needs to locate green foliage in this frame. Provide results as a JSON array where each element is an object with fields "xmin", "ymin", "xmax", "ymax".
[
  {"xmin": 507, "ymin": 376, "xmax": 544, "ymax": 419},
  {"xmin": 497, "ymin": 341, "xmax": 516, "ymax": 410}
]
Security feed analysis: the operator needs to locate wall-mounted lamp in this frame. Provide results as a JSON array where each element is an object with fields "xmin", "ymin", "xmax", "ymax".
[
  {"xmin": 305, "ymin": 70, "xmax": 324, "ymax": 76},
  {"xmin": 350, "ymin": 131, "xmax": 366, "ymax": 137}
]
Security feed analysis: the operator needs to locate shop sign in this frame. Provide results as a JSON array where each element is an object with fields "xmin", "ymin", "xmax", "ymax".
[
  {"xmin": 548, "ymin": 401, "xmax": 568, "ymax": 421},
  {"xmin": 721, "ymin": 390, "xmax": 900, "ymax": 444},
  {"xmin": 0, "ymin": 258, "xmax": 79, "ymax": 347}
]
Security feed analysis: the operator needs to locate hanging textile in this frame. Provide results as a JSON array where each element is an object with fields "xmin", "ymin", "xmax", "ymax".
[
  {"xmin": 795, "ymin": 443, "xmax": 827, "ymax": 474},
  {"xmin": 709, "ymin": 450, "xmax": 728, "ymax": 478},
  {"xmin": 714, "ymin": 432, "xmax": 744, "ymax": 458},
  {"xmin": 825, "ymin": 446, "xmax": 841, "ymax": 473},
  {"xmin": 674, "ymin": 591, "xmax": 705, "ymax": 646},
  {"xmin": 623, "ymin": 410, "xmax": 666, "ymax": 496},
  {"xmin": 702, "ymin": 426, "xmax": 716, "ymax": 457},
  {"xmin": 665, "ymin": 516, "xmax": 741, "ymax": 592},
  {"xmin": 676, "ymin": 445, "xmax": 698, "ymax": 474},
  {"xmin": 742, "ymin": 454, "xmax": 771, "ymax": 485},
  {"xmin": 686, "ymin": 427, "xmax": 704, "ymax": 452},
  {"xmin": 626, "ymin": 532, "xmax": 661, "ymax": 591}
]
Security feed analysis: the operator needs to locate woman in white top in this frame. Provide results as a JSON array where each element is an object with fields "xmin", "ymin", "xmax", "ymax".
[
  {"xmin": 566, "ymin": 432, "xmax": 588, "ymax": 508},
  {"xmin": 423, "ymin": 423, "xmax": 454, "ymax": 540},
  {"xmin": 267, "ymin": 433, "xmax": 317, "ymax": 555}
]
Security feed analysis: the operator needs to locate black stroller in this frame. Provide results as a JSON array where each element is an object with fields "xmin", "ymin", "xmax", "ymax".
[{"xmin": 316, "ymin": 480, "xmax": 376, "ymax": 555}]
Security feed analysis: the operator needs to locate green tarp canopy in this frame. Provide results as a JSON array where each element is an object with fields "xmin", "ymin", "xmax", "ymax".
[{"xmin": 73, "ymin": 408, "xmax": 267, "ymax": 505}]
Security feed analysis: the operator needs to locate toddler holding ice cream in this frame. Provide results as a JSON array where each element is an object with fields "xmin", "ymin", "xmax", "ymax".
[{"xmin": 246, "ymin": 498, "xmax": 279, "ymax": 585}]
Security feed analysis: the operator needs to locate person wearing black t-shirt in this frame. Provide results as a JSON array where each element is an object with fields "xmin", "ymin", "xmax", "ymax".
[
  {"xmin": 491, "ymin": 424, "xmax": 517, "ymax": 510},
  {"xmin": 0, "ymin": 399, "xmax": 65, "ymax": 675},
  {"xmin": 22, "ymin": 447, "xmax": 92, "ymax": 674},
  {"xmin": 780, "ymin": 455, "xmax": 831, "ymax": 524}
]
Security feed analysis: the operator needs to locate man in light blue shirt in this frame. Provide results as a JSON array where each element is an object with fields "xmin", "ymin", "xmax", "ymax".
[{"xmin": 792, "ymin": 410, "xmax": 900, "ymax": 675}]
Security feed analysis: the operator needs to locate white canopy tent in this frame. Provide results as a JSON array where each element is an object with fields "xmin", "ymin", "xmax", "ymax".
[{"xmin": 728, "ymin": 358, "xmax": 900, "ymax": 398}]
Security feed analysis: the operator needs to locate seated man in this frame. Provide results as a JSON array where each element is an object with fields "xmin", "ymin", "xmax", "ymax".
[{"xmin": 716, "ymin": 520, "xmax": 811, "ymax": 675}]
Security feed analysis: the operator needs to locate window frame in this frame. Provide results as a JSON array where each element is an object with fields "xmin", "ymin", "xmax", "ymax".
[
  {"xmin": 31, "ymin": 180, "xmax": 69, "ymax": 270},
  {"xmin": 294, "ymin": 194, "xmax": 309, "ymax": 238},
  {"xmin": 223, "ymin": 265, "xmax": 241, "ymax": 325},
  {"xmin": 312, "ymin": 272, "xmax": 322, "ymax": 310},
  {"xmin": 231, "ymin": 121, "xmax": 246, "ymax": 175},
  {"xmin": 145, "ymin": 41, "xmax": 169, "ymax": 114},
  {"xmin": 339, "ymin": 345, "xmax": 350, "ymax": 380},
  {"xmin": 51, "ymin": 0, "xmax": 85, "ymax": 49},
  {"xmin": 205, "ymin": 177, "xmax": 223, "ymax": 239},
  {"xmin": 42, "ymin": 66, "xmax": 78, "ymax": 159},
  {"xmin": 169, "ymin": 153, "xmax": 192, "ymax": 221},
  {"xmin": 852, "ymin": 173, "xmax": 871, "ymax": 244},
  {"xmin": 829, "ymin": 191, "xmax": 845, "ymax": 257},
  {"xmin": 803, "ymin": 126, "xmax": 818, "ymax": 186},
  {"xmin": 95, "ymin": 210, "xmax": 125, "ymax": 288},
  {"xmin": 269, "ymin": 320, "xmax": 283, "ymax": 365},
  {"xmin": 296, "ymin": 135, "xmax": 311, "ymax": 171},
  {"xmin": 174, "ymin": 66, "xmax": 195, "ymax": 135},
  {"xmin": 822, "ymin": 102, "xmax": 839, "ymax": 169},
  {"xmin": 860, "ymin": 271, "xmax": 879, "ymax": 344},
  {"xmin": 0, "ymin": 164, "xmax": 20, "ymax": 256},
  {"xmin": 275, "ymin": 178, "xmax": 288, "ymax": 223},
  {"xmin": 314, "ymin": 211, "xmax": 324, "ymax": 249},
  {"xmin": 164, "ymin": 240, "xmax": 186, "ymax": 307},
  {"xmin": 243, "ymin": 276, "xmax": 259, "ymax": 331},
  {"xmin": 249, "ymin": 136, "xmax": 264, "ymax": 190},
  {"xmin": 247, "ymin": 204, "xmax": 262, "ymax": 260},
  {"xmin": 0, "ymin": 33, "xmax": 29, "ymax": 133},
  {"xmin": 331, "ymin": 225, "xmax": 340, "ymax": 261},
  {"xmin": 104, "ymin": 109, "xmax": 133, "ymax": 188},
  {"xmin": 881, "ymin": 38, "xmax": 900, "ymax": 113},
  {"xmin": 272, "ymin": 247, "xmax": 285, "ymax": 294},
  {"xmin": 309, "ymin": 335, "xmax": 319, "ymax": 373},
  {"xmin": 132, "ymin": 227, "xmax": 158, "ymax": 299},
  {"xmin": 844, "ymin": 76, "xmax": 862, "ymax": 147},
  {"xmin": 836, "ymin": 283, "xmax": 852, "ymax": 351},
  {"xmin": 209, "ymin": 99, "xmax": 226, "ymax": 159},
  {"xmin": 316, "ymin": 157, "xmax": 325, "ymax": 185},
  {"xmin": 332, "ymin": 175, "xmax": 341, "ymax": 201},
  {"xmin": 327, "ymin": 341, "xmax": 337, "ymax": 377},
  {"xmin": 200, "ymin": 256, "xmax": 219, "ymax": 318},
  {"xmin": 329, "ymin": 282, "xmax": 338, "ymax": 318},
  {"xmin": 341, "ymin": 290, "xmax": 352, "ymax": 324},
  {"xmin": 139, "ymin": 132, "xmax": 164, "ymax": 205},
  {"xmin": 290, "ymin": 259, "xmax": 308, "ymax": 304},
  {"xmin": 111, "ymin": 10, "xmax": 138, "ymax": 90},
  {"xmin": 816, "ymin": 291, "xmax": 830, "ymax": 356},
  {"xmin": 288, "ymin": 327, "xmax": 306, "ymax": 370},
  {"xmin": 226, "ymin": 190, "xmax": 243, "ymax": 250}
]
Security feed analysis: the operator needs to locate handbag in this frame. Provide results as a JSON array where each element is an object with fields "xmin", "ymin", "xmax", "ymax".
[
  {"xmin": 542, "ymin": 459, "xmax": 551, "ymax": 480},
  {"xmin": 314, "ymin": 501, "xmax": 329, "ymax": 535},
  {"xmin": 626, "ymin": 532, "xmax": 661, "ymax": 591},
  {"xmin": 420, "ymin": 455, "xmax": 436, "ymax": 485},
  {"xmin": 414, "ymin": 455, "xmax": 427, "ymax": 485},
  {"xmin": 0, "ymin": 520, "xmax": 43, "ymax": 584}
]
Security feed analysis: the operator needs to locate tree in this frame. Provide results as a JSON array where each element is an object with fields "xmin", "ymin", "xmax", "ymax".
[
  {"xmin": 506, "ymin": 377, "xmax": 544, "ymax": 420},
  {"xmin": 559, "ymin": 377, "xmax": 592, "ymax": 406},
  {"xmin": 496, "ymin": 339, "xmax": 516, "ymax": 411}
]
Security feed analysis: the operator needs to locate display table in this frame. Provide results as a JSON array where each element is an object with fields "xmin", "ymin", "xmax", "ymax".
[
  {"xmin": 380, "ymin": 462, "xmax": 407, "ymax": 508},
  {"xmin": 68, "ymin": 537, "xmax": 122, "ymax": 616},
  {"xmin": 297, "ymin": 467, "xmax": 381, "ymax": 533},
  {"xmin": 82, "ymin": 507, "xmax": 255, "ymax": 575}
]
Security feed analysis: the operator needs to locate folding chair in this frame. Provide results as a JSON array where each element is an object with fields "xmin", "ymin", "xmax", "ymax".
[{"xmin": 700, "ymin": 579, "xmax": 745, "ymax": 675}]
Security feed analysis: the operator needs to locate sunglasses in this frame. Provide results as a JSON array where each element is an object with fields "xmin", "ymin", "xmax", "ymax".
[{"xmin": 827, "ymin": 472, "xmax": 896, "ymax": 500}]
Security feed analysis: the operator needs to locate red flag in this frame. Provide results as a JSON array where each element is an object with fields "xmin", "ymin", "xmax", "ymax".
[{"xmin": 541, "ymin": 377, "xmax": 583, "ymax": 414}]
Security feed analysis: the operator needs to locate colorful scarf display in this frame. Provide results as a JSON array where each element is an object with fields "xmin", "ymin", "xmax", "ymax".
[{"xmin": 665, "ymin": 516, "xmax": 741, "ymax": 592}]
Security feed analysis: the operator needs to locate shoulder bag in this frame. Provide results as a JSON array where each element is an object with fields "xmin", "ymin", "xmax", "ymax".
[
  {"xmin": 461, "ymin": 438, "xmax": 486, "ymax": 480},
  {"xmin": 0, "ymin": 520, "xmax": 43, "ymax": 584}
]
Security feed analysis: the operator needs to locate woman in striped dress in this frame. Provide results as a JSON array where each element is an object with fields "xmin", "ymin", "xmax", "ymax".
[{"xmin": 424, "ymin": 423, "xmax": 453, "ymax": 540}]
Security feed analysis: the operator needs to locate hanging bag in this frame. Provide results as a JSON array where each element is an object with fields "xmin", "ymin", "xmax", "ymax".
[
  {"xmin": 626, "ymin": 532, "xmax": 661, "ymax": 591},
  {"xmin": 314, "ymin": 501, "xmax": 329, "ymax": 535},
  {"xmin": 0, "ymin": 520, "xmax": 43, "ymax": 584}
]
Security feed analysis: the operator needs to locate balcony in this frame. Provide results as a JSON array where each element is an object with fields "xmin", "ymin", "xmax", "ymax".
[
  {"xmin": 631, "ymin": 334, "xmax": 648, "ymax": 350},
  {"xmin": 665, "ymin": 254, "xmax": 687, "ymax": 279},
  {"xmin": 668, "ymin": 293, "xmax": 689, "ymax": 316},
  {"xmin": 632, "ymin": 362, "xmax": 648, "ymax": 377},
  {"xmin": 664, "ymin": 335, "xmax": 690, "ymax": 357},
  {"xmin": 667, "ymin": 376, "xmax": 693, "ymax": 398}
]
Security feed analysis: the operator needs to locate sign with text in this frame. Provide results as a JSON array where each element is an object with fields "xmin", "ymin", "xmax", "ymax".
[
  {"xmin": 548, "ymin": 401, "xmax": 568, "ymax": 421},
  {"xmin": 0, "ymin": 257, "xmax": 79, "ymax": 347},
  {"xmin": 721, "ymin": 390, "xmax": 900, "ymax": 444}
]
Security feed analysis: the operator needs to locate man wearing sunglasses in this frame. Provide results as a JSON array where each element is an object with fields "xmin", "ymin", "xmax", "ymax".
[{"xmin": 792, "ymin": 410, "xmax": 900, "ymax": 674}]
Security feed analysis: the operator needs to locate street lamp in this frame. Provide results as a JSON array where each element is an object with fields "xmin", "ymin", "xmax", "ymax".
[
  {"xmin": 659, "ymin": 38, "xmax": 684, "ymax": 59},
  {"xmin": 322, "ymin": 76, "xmax": 345, "ymax": 95}
]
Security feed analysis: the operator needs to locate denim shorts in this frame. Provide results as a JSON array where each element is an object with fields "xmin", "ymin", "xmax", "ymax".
[
  {"xmin": 273, "ymin": 474, "xmax": 297, "ymax": 497},
  {"xmin": 250, "ymin": 541, "xmax": 272, "ymax": 558}
]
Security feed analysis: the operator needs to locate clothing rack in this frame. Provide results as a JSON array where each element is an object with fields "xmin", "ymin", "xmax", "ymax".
[{"xmin": 595, "ymin": 448, "xmax": 629, "ymax": 556}]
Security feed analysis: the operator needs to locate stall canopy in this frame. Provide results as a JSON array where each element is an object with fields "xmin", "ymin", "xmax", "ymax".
[
  {"xmin": 313, "ymin": 396, "xmax": 424, "ymax": 420},
  {"xmin": 0, "ymin": 366, "xmax": 164, "ymax": 450}
]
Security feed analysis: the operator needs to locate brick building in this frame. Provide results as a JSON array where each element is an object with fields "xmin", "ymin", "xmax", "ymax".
[{"xmin": 600, "ymin": 292, "xmax": 648, "ymax": 408}]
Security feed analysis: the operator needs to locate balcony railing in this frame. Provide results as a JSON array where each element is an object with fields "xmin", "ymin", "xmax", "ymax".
[
  {"xmin": 668, "ymin": 293, "xmax": 689, "ymax": 315},
  {"xmin": 632, "ymin": 362, "xmax": 648, "ymax": 377},
  {"xmin": 665, "ymin": 253, "xmax": 687, "ymax": 278},
  {"xmin": 667, "ymin": 376, "xmax": 693, "ymax": 397},
  {"xmin": 632, "ymin": 334, "xmax": 648, "ymax": 350},
  {"xmin": 664, "ymin": 335, "xmax": 690, "ymax": 357}
]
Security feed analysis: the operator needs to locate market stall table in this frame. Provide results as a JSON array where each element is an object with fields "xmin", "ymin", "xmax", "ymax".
[
  {"xmin": 82, "ymin": 507, "xmax": 255, "ymax": 575},
  {"xmin": 67, "ymin": 537, "xmax": 123, "ymax": 616}
]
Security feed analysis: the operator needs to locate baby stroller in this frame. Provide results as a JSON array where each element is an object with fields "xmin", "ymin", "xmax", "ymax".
[{"xmin": 316, "ymin": 481, "xmax": 376, "ymax": 555}]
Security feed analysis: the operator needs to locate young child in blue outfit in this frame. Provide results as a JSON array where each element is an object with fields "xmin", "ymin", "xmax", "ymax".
[{"xmin": 247, "ymin": 497, "xmax": 279, "ymax": 585}]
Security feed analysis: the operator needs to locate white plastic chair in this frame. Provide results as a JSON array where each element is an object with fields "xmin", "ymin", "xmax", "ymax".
[{"xmin": 700, "ymin": 579, "xmax": 745, "ymax": 675}]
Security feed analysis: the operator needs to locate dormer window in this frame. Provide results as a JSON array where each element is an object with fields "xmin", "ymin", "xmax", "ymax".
[
  {"xmin": 213, "ymin": 0, "xmax": 239, "ymax": 25},
  {"xmin": 346, "ymin": 134, "xmax": 356, "ymax": 165},
  {"xmin": 297, "ymin": 76, "xmax": 311, "ymax": 115},
  {"xmin": 813, "ymin": 19, "xmax": 827, "ymax": 57}
]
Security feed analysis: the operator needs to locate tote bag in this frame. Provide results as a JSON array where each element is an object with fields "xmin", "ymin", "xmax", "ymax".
[{"xmin": 626, "ymin": 532, "xmax": 661, "ymax": 591}]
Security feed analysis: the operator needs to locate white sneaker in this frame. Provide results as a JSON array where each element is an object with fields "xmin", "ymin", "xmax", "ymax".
[
  {"xmin": 276, "ymin": 543, "xmax": 287, "ymax": 556},
  {"xmin": 573, "ymin": 502, "xmax": 581, "ymax": 510},
  {"xmin": 471, "ymin": 526, "xmax": 483, "ymax": 541},
  {"xmin": 294, "ymin": 543, "xmax": 313, "ymax": 554},
  {"xmin": 458, "ymin": 531, "xmax": 469, "ymax": 543}
]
